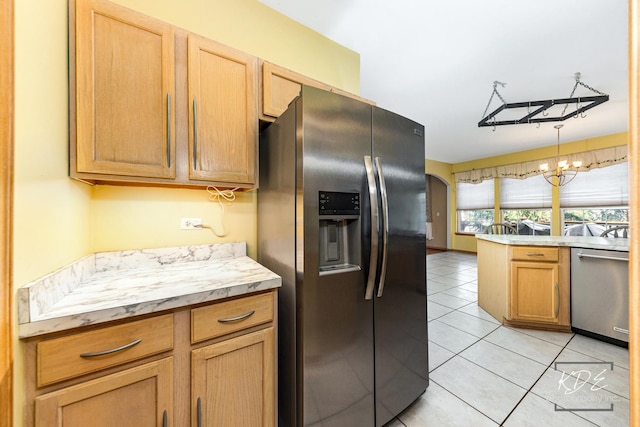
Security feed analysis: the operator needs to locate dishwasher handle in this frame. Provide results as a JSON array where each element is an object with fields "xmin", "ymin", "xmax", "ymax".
[
  {"xmin": 613, "ymin": 326, "xmax": 630, "ymax": 335},
  {"xmin": 577, "ymin": 252, "xmax": 629, "ymax": 262}
]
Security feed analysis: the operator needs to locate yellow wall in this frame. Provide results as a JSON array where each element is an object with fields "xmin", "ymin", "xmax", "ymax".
[
  {"xmin": 450, "ymin": 132, "xmax": 628, "ymax": 253},
  {"xmin": 90, "ymin": 186, "xmax": 259, "ymax": 254},
  {"xmin": 12, "ymin": 0, "xmax": 360, "ymax": 424},
  {"xmin": 111, "ymin": 0, "xmax": 361, "ymax": 93},
  {"xmin": 425, "ymin": 158, "xmax": 453, "ymax": 185}
]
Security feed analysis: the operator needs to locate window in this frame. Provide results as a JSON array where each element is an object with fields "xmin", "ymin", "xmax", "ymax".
[
  {"xmin": 456, "ymin": 180, "xmax": 494, "ymax": 233},
  {"xmin": 500, "ymin": 174, "xmax": 551, "ymax": 235},
  {"xmin": 563, "ymin": 207, "xmax": 629, "ymax": 236},
  {"xmin": 560, "ymin": 162, "xmax": 629, "ymax": 235}
]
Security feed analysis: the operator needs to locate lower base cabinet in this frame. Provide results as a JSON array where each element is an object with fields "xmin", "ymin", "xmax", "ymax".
[
  {"xmin": 35, "ymin": 357, "xmax": 173, "ymax": 427},
  {"xmin": 508, "ymin": 246, "xmax": 570, "ymax": 329},
  {"xmin": 192, "ymin": 328, "xmax": 275, "ymax": 427},
  {"xmin": 510, "ymin": 261, "xmax": 561, "ymax": 324},
  {"xmin": 25, "ymin": 290, "xmax": 277, "ymax": 427},
  {"xmin": 477, "ymin": 240, "xmax": 570, "ymax": 331}
]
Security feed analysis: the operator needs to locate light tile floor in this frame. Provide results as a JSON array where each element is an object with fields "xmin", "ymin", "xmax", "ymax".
[{"xmin": 388, "ymin": 250, "xmax": 630, "ymax": 427}]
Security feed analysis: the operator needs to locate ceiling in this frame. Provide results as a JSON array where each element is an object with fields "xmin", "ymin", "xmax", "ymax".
[{"xmin": 259, "ymin": 0, "xmax": 628, "ymax": 163}]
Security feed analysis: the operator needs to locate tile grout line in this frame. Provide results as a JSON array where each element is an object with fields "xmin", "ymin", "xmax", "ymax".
[
  {"xmin": 426, "ymin": 253, "xmax": 622, "ymax": 426},
  {"xmin": 427, "ymin": 378, "xmax": 502, "ymax": 426},
  {"xmin": 497, "ymin": 335, "xmax": 563, "ymax": 425}
]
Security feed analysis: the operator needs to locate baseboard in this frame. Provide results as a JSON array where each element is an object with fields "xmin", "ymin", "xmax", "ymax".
[{"xmin": 503, "ymin": 318, "xmax": 572, "ymax": 333}]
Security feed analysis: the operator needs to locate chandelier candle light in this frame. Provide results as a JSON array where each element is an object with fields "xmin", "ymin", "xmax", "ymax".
[{"xmin": 539, "ymin": 124, "xmax": 582, "ymax": 186}]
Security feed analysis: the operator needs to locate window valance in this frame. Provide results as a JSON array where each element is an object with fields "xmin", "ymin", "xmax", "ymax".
[{"xmin": 454, "ymin": 145, "xmax": 628, "ymax": 184}]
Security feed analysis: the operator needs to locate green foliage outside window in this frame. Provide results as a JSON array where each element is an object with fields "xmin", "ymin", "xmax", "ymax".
[
  {"xmin": 502, "ymin": 209, "xmax": 551, "ymax": 224},
  {"xmin": 563, "ymin": 208, "xmax": 629, "ymax": 225},
  {"xmin": 457, "ymin": 209, "xmax": 494, "ymax": 233}
]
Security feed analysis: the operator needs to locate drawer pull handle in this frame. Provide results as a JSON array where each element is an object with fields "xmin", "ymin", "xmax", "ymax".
[
  {"xmin": 526, "ymin": 253, "xmax": 545, "ymax": 257},
  {"xmin": 217, "ymin": 310, "xmax": 255, "ymax": 323},
  {"xmin": 613, "ymin": 326, "xmax": 630, "ymax": 335},
  {"xmin": 79, "ymin": 338, "xmax": 142, "ymax": 358},
  {"xmin": 162, "ymin": 409, "xmax": 168, "ymax": 427}
]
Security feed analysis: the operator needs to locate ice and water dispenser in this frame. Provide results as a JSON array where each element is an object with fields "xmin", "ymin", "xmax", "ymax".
[{"xmin": 318, "ymin": 191, "xmax": 361, "ymax": 275}]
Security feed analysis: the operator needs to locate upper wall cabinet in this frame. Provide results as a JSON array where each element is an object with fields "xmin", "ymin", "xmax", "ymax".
[
  {"xmin": 69, "ymin": 0, "xmax": 258, "ymax": 189},
  {"xmin": 260, "ymin": 61, "xmax": 375, "ymax": 122},
  {"xmin": 72, "ymin": 0, "xmax": 176, "ymax": 179},
  {"xmin": 188, "ymin": 35, "xmax": 257, "ymax": 185}
]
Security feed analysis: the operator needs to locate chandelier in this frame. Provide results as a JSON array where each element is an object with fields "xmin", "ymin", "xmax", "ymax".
[{"xmin": 539, "ymin": 124, "xmax": 582, "ymax": 186}]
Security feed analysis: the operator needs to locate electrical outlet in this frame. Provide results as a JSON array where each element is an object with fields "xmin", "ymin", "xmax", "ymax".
[{"xmin": 180, "ymin": 217, "xmax": 203, "ymax": 230}]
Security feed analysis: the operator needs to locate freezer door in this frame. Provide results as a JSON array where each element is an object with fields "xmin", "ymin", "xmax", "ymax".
[
  {"xmin": 372, "ymin": 107, "xmax": 428, "ymax": 426},
  {"xmin": 299, "ymin": 86, "xmax": 376, "ymax": 426}
]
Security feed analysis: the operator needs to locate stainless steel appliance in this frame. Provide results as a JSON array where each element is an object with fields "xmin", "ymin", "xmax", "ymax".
[
  {"xmin": 571, "ymin": 247, "xmax": 629, "ymax": 345},
  {"xmin": 258, "ymin": 86, "xmax": 428, "ymax": 426}
]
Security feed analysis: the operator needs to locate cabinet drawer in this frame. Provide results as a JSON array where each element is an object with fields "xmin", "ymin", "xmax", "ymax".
[
  {"xmin": 37, "ymin": 314, "xmax": 173, "ymax": 387},
  {"xmin": 191, "ymin": 292, "xmax": 274, "ymax": 343},
  {"xmin": 511, "ymin": 246, "xmax": 559, "ymax": 262}
]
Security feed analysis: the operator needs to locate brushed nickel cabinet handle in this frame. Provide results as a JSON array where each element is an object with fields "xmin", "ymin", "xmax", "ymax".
[
  {"xmin": 162, "ymin": 409, "xmax": 168, "ymax": 427},
  {"xmin": 554, "ymin": 282, "xmax": 560, "ymax": 318},
  {"xmin": 167, "ymin": 93, "xmax": 171, "ymax": 168},
  {"xmin": 197, "ymin": 397, "xmax": 202, "ymax": 427},
  {"xmin": 613, "ymin": 326, "xmax": 630, "ymax": 335},
  {"xmin": 79, "ymin": 338, "xmax": 142, "ymax": 358},
  {"xmin": 526, "ymin": 253, "xmax": 545, "ymax": 257},
  {"xmin": 217, "ymin": 310, "xmax": 255, "ymax": 323},
  {"xmin": 193, "ymin": 99, "xmax": 198, "ymax": 170}
]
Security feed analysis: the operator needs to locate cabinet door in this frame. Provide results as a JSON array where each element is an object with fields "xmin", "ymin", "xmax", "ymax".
[
  {"xmin": 261, "ymin": 61, "xmax": 330, "ymax": 118},
  {"xmin": 192, "ymin": 328, "xmax": 275, "ymax": 427},
  {"xmin": 74, "ymin": 0, "xmax": 176, "ymax": 179},
  {"xmin": 510, "ymin": 261, "xmax": 560, "ymax": 323},
  {"xmin": 261, "ymin": 61, "xmax": 375, "ymax": 121},
  {"xmin": 35, "ymin": 357, "xmax": 173, "ymax": 427},
  {"xmin": 187, "ymin": 34, "xmax": 257, "ymax": 185}
]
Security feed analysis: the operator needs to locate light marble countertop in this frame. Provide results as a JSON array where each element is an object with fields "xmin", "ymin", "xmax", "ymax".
[
  {"xmin": 476, "ymin": 234, "xmax": 629, "ymax": 252},
  {"xmin": 18, "ymin": 242, "xmax": 281, "ymax": 338}
]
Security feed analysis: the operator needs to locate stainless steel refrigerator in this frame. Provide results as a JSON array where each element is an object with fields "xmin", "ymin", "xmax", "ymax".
[{"xmin": 258, "ymin": 86, "xmax": 428, "ymax": 427}]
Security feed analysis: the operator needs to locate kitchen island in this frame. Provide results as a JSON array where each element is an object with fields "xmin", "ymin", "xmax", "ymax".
[
  {"xmin": 19, "ymin": 242, "xmax": 281, "ymax": 427},
  {"xmin": 476, "ymin": 234, "xmax": 629, "ymax": 333}
]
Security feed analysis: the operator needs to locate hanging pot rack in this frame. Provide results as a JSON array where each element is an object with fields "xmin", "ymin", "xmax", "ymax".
[{"xmin": 478, "ymin": 73, "xmax": 609, "ymax": 128}]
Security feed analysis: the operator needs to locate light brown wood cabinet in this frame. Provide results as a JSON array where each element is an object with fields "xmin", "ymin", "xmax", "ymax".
[
  {"xmin": 72, "ymin": 0, "xmax": 176, "ymax": 180},
  {"xmin": 260, "ymin": 61, "xmax": 374, "ymax": 122},
  {"xmin": 192, "ymin": 328, "xmax": 275, "ymax": 426},
  {"xmin": 190, "ymin": 291, "xmax": 275, "ymax": 427},
  {"xmin": 477, "ymin": 240, "xmax": 570, "ymax": 331},
  {"xmin": 25, "ymin": 290, "xmax": 277, "ymax": 427},
  {"xmin": 509, "ymin": 246, "xmax": 570, "ymax": 328},
  {"xmin": 69, "ymin": 0, "xmax": 258, "ymax": 189},
  {"xmin": 35, "ymin": 357, "xmax": 173, "ymax": 427},
  {"xmin": 36, "ymin": 314, "xmax": 174, "ymax": 387},
  {"xmin": 187, "ymin": 35, "xmax": 257, "ymax": 185}
]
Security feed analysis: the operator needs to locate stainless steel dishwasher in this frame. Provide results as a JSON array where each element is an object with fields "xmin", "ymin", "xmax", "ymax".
[{"xmin": 571, "ymin": 247, "xmax": 629, "ymax": 345}]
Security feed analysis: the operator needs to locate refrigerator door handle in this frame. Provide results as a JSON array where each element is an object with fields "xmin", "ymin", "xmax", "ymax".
[
  {"xmin": 375, "ymin": 157, "xmax": 389, "ymax": 298},
  {"xmin": 364, "ymin": 155, "xmax": 379, "ymax": 300}
]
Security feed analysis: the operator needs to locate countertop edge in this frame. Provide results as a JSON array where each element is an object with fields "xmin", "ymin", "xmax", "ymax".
[
  {"xmin": 476, "ymin": 234, "xmax": 629, "ymax": 252},
  {"xmin": 18, "ymin": 277, "xmax": 281, "ymax": 339},
  {"xmin": 17, "ymin": 242, "xmax": 282, "ymax": 338}
]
